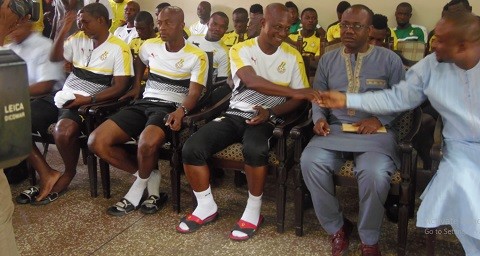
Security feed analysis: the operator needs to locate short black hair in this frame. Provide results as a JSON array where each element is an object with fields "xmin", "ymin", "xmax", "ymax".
[
  {"xmin": 250, "ymin": 4, "xmax": 263, "ymax": 14},
  {"xmin": 81, "ymin": 3, "xmax": 109, "ymax": 23},
  {"xmin": 211, "ymin": 11, "xmax": 229, "ymax": 25},
  {"xmin": 301, "ymin": 8, "xmax": 317, "ymax": 18},
  {"xmin": 397, "ymin": 2, "xmax": 413, "ymax": 12},
  {"xmin": 446, "ymin": 0, "xmax": 472, "ymax": 11},
  {"xmin": 285, "ymin": 1, "xmax": 298, "ymax": 11},
  {"xmin": 135, "ymin": 10, "xmax": 153, "ymax": 25},
  {"xmin": 337, "ymin": 1, "xmax": 351, "ymax": 14},
  {"xmin": 233, "ymin": 7, "xmax": 248, "ymax": 17},
  {"xmin": 156, "ymin": 2, "xmax": 171, "ymax": 10},
  {"xmin": 372, "ymin": 14, "xmax": 388, "ymax": 30}
]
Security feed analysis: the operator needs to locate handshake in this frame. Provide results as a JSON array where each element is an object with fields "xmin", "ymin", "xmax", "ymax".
[{"xmin": 301, "ymin": 89, "xmax": 346, "ymax": 109}]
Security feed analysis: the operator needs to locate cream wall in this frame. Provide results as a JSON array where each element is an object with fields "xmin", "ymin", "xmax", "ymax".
[{"xmin": 139, "ymin": 0, "xmax": 479, "ymax": 32}]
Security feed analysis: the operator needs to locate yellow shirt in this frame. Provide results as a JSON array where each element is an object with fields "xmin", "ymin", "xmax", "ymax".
[
  {"xmin": 221, "ymin": 30, "xmax": 246, "ymax": 48},
  {"xmin": 31, "ymin": 0, "xmax": 44, "ymax": 33},
  {"xmin": 288, "ymin": 32, "xmax": 321, "ymax": 56},
  {"xmin": 389, "ymin": 28, "xmax": 399, "ymax": 51},
  {"xmin": 109, "ymin": 0, "xmax": 131, "ymax": 33},
  {"xmin": 326, "ymin": 23, "xmax": 340, "ymax": 42}
]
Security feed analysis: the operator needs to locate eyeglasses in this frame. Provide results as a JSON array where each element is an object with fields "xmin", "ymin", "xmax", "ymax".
[{"xmin": 339, "ymin": 23, "xmax": 368, "ymax": 31}]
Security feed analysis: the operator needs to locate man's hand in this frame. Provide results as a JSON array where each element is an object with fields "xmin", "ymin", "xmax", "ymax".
[
  {"xmin": 313, "ymin": 118, "xmax": 330, "ymax": 136},
  {"xmin": 318, "ymin": 91, "xmax": 347, "ymax": 109},
  {"xmin": 62, "ymin": 94, "xmax": 92, "ymax": 109},
  {"xmin": 246, "ymin": 105, "xmax": 269, "ymax": 125},
  {"xmin": 119, "ymin": 87, "xmax": 140, "ymax": 101},
  {"xmin": 59, "ymin": 11, "xmax": 76, "ymax": 34},
  {"xmin": 352, "ymin": 117, "xmax": 382, "ymax": 134},
  {"xmin": 292, "ymin": 88, "xmax": 322, "ymax": 103},
  {"xmin": 164, "ymin": 108, "xmax": 184, "ymax": 131}
]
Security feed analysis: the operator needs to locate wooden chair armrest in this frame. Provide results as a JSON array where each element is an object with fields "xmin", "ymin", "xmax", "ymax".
[
  {"xmin": 86, "ymin": 98, "xmax": 132, "ymax": 119},
  {"xmin": 290, "ymin": 117, "xmax": 313, "ymax": 140},
  {"xmin": 273, "ymin": 103, "xmax": 310, "ymax": 138},
  {"xmin": 182, "ymin": 93, "xmax": 231, "ymax": 127}
]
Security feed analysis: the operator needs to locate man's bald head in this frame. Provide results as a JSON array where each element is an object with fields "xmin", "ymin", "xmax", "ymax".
[
  {"xmin": 160, "ymin": 6, "xmax": 184, "ymax": 23},
  {"xmin": 441, "ymin": 12, "xmax": 480, "ymax": 44},
  {"xmin": 343, "ymin": 4, "xmax": 374, "ymax": 25},
  {"xmin": 264, "ymin": 2, "xmax": 288, "ymax": 21}
]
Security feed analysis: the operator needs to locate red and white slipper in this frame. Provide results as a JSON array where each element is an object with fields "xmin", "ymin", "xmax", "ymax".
[
  {"xmin": 176, "ymin": 212, "xmax": 219, "ymax": 233},
  {"xmin": 229, "ymin": 215, "xmax": 264, "ymax": 241}
]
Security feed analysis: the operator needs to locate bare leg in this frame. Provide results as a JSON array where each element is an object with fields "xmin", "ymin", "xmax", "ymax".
[
  {"xmin": 184, "ymin": 164, "xmax": 211, "ymax": 192},
  {"xmin": 51, "ymin": 119, "xmax": 81, "ymax": 193},
  {"xmin": 88, "ymin": 119, "xmax": 138, "ymax": 174},
  {"xmin": 136, "ymin": 125, "xmax": 166, "ymax": 179},
  {"xmin": 27, "ymin": 144, "xmax": 61, "ymax": 200},
  {"xmin": 244, "ymin": 164, "xmax": 268, "ymax": 196}
]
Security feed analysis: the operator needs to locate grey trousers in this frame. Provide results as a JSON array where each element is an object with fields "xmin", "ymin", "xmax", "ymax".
[
  {"xmin": 0, "ymin": 170, "xmax": 19, "ymax": 255},
  {"xmin": 300, "ymin": 147, "xmax": 394, "ymax": 245}
]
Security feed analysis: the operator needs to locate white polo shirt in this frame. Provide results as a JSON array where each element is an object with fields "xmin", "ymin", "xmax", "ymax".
[
  {"xmin": 138, "ymin": 38, "xmax": 208, "ymax": 103},
  {"xmin": 63, "ymin": 32, "xmax": 133, "ymax": 95},
  {"xmin": 188, "ymin": 21, "xmax": 208, "ymax": 36},
  {"xmin": 228, "ymin": 37, "xmax": 309, "ymax": 116},
  {"xmin": 187, "ymin": 35, "xmax": 230, "ymax": 80},
  {"xmin": 113, "ymin": 25, "xmax": 138, "ymax": 44},
  {"xmin": 7, "ymin": 32, "xmax": 65, "ymax": 91}
]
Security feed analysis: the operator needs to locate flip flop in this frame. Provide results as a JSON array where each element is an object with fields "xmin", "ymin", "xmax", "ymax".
[
  {"xmin": 15, "ymin": 186, "xmax": 39, "ymax": 204},
  {"xmin": 176, "ymin": 212, "xmax": 219, "ymax": 234},
  {"xmin": 31, "ymin": 191, "xmax": 64, "ymax": 206},
  {"xmin": 229, "ymin": 215, "xmax": 264, "ymax": 241}
]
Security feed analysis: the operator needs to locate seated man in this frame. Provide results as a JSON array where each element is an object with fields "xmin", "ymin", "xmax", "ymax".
[
  {"xmin": 300, "ymin": 5, "xmax": 404, "ymax": 255},
  {"xmin": 326, "ymin": 1, "xmax": 351, "ymax": 42},
  {"xmin": 288, "ymin": 8, "xmax": 322, "ymax": 69},
  {"xmin": 318, "ymin": 11, "xmax": 480, "ymax": 256},
  {"xmin": 88, "ymin": 6, "xmax": 207, "ymax": 216},
  {"xmin": 43, "ymin": 3, "xmax": 132, "ymax": 204},
  {"xmin": 369, "ymin": 13, "xmax": 398, "ymax": 50},
  {"xmin": 187, "ymin": 11, "xmax": 231, "ymax": 101},
  {"xmin": 188, "ymin": 1, "xmax": 210, "ymax": 36},
  {"xmin": 6, "ymin": 19, "xmax": 65, "ymax": 203},
  {"xmin": 246, "ymin": 3, "xmax": 263, "ymax": 39},
  {"xmin": 177, "ymin": 3, "xmax": 319, "ymax": 241},
  {"xmin": 113, "ymin": 0, "xmax": 140, "ymax": 44},
  {"xmin": 221, "ymin": 8, "xmax": 248, "ymax": 48},
  {"xmin": 392, "ymin": 2, "xmax": 427, "ymax": 43}
]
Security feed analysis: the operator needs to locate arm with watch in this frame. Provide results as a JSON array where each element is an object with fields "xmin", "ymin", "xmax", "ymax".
[
  {"xmin": 246, "ymin": 98, "xmax": 305, "ymax": 126},
  {"xmin": 164, "ymin": 81, "xmax": 204, "ymax": 131}
]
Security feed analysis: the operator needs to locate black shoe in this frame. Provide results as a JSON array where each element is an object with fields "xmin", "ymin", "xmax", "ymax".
[{"xmin": 107, "ymin": 198, "xmax": 138, "ymax": 216}]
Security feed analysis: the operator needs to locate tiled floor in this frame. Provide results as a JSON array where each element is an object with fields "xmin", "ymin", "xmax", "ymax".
[{"xmin": 9, "ymin": 145, "xmax": 463, "ymax": 255}]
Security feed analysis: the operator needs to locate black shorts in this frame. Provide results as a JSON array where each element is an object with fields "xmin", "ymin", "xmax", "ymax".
[
  {"xmin": 109, "ymin": 98, "xmax": 177, "ymax": 139},
  {"xmin": 31, "ymin": 95, "xmax": 58, "ymax": 137}
]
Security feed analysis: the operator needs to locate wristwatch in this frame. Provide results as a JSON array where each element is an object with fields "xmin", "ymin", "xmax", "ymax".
[
  {"xmin": 181, "ymin": 105, "xmax": 189, "ymax": 115},
  {"xmin": 267, "ymin": 108, "xmax": 276, "ymax": 122}
]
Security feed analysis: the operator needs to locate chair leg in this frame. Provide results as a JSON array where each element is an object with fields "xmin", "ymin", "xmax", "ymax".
[
  {"xmin": 27, "ymin": 161, "xmax": 37, "ymax": 186},
  {"xmin": 397, "ymin": 205, "xmax": 409, "ymax": 256},
  {"xmin": 87, "ymin": 152, "xmax": 98, "ymax": 198},
  {"xmin": 171, "ymin": 151, "xmax": 182, "ymax": 213},
  {"xmin": 276, "ymin": 164, "xmax": 288, "ymax": 233},
  {"xmin": 294, "ymin": 162, "xmax": 304, "ymax": 236},
  {"xmin": 425, "ymin": 228, "xmax": 436, "ymax": 256},
  {"xmin": 99, "ymin": 159, "xmax": 110, "ymax": 198},
  {"xmin": 41, "ymin": 143, "xmax": 49, "ymax": 158}
]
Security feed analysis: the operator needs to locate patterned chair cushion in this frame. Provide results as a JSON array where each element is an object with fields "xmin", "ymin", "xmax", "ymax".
[
  {"xmin": 338, "ymin": 160, "xmax": 402, "ymax": 184},
  {"xmin": 213, "ymin": 138, "xmax": 295, "ymax": 166},
  {"xmin": 397, "ymin": 41, "xmax": 425, "ymax": 62}
]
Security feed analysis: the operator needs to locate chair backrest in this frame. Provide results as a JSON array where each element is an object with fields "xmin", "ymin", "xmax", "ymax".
[
  {"xmin": 194, "ymin": 51, "xmax": 215, "ymax": 110},
  {"xmin": 397, "ymin": 41, "xmax": 426, "ymax": 62},
  {"xmin": 392, "ymin": 106, "xmax": 422, "ymax": 142}
]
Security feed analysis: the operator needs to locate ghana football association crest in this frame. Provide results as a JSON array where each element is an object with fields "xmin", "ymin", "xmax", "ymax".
[
  {"xmin": 175, "ymin": 59, "xmax": 185, "ymax": 69},
  {"xmin": 100, "ymin": 51, "xmax": 108, "ymax": 61},
  {"xmin": 277, "ymin": 61, "xmax": 286, "ymax": 74}
]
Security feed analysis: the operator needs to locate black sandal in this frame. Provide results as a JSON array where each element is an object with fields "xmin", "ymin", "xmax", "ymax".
[
  {"xmin": 140, "ymin": 193, "xmax": 168, "ymax": 214},
  {"xmin": 31, "ymin": 191, "xmax": 63, "ymax": 206},
  {"xmin": 15, "ymin": 186, "xmax": 39, "ymax": 204},
  {"xmin": 107, "ymin": 198, "xmax": 138, "ymax": 216}
]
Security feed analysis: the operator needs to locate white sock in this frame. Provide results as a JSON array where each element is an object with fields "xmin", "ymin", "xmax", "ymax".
[
  {"xmin": 179, "ymin": 186, "xmax": 217, "ymax": 231},
  {"xmin": 124, "ymin": 175, "xmax": 148, "ymax": 207},
  {"xmin": 133, "ymin": 171, "xmax": 138, "ymax": 177},
  {"xmin": 231, "ymin": 191, "xmax": 262, "ymax": 238},
  {"xmin": 147, "ymin": 169, "xmax": 161, "ymax": 197}
]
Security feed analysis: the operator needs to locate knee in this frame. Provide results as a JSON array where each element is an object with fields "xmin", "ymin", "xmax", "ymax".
[
  {"xmin": 53, "ymin": 120, "xmax": 79, "ymax": 143},
  {"xmin": 137, "ymin": 138, "xmax": 162, "ymax": 157},
  {"xmin": 355, "ymin": 164, "xmax": 393, "ymax": 187},
  {"xmin": 242, "ymin": 142, "xmax": 269, "ymax": 166},
  {"xmin": 87, "ymin": 131, "xmax": 104, "ymax": 156},
  {"xmin": 182, "ymin": 139, "xmax": 208, "ymax": 165}
]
